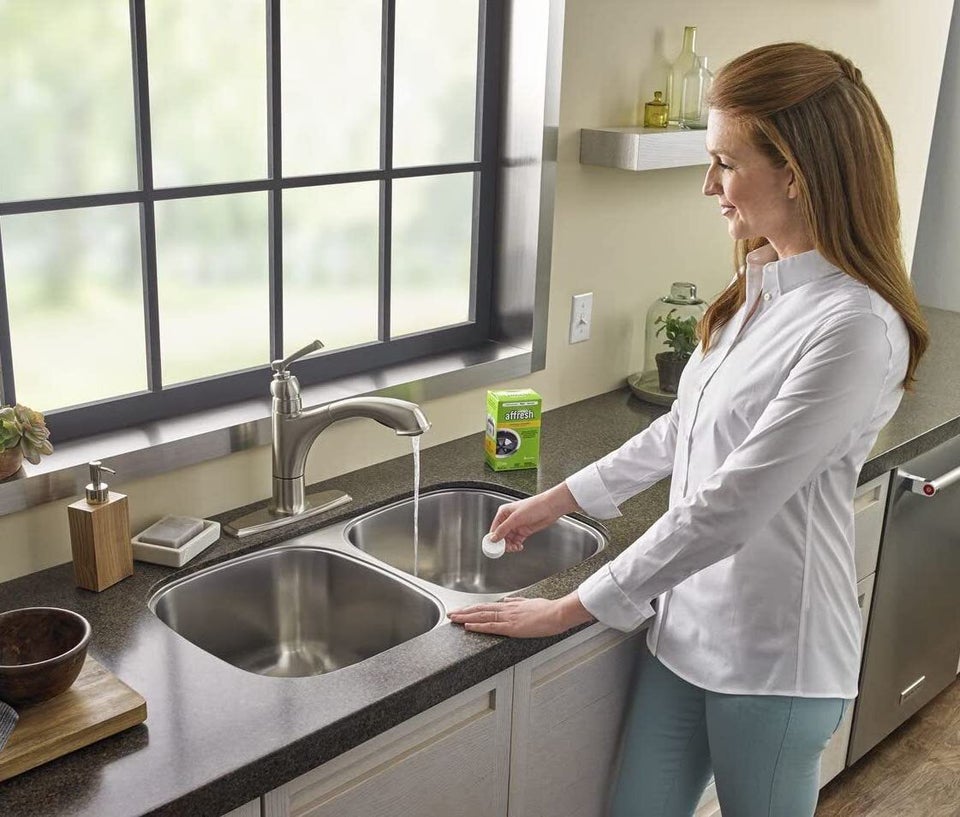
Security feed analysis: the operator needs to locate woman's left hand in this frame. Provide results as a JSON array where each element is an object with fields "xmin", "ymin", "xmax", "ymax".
[{"xmin": 447, "ymin": 592, "xmax": 594, "ymax": 638}]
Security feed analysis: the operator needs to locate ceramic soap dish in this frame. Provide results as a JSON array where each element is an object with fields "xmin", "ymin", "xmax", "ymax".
[{"xmin": 132, "ymin": 516, "xmax": 220, "ymax": 567}]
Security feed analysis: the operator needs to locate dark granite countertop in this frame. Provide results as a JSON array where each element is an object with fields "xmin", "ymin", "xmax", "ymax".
[{"xmin": 1, "ymin": 307, "xmax": 957, "ymax": 817}]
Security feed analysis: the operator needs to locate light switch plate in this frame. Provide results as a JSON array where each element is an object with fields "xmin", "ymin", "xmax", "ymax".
[{"xmin": 569, "ymin": 292, "xmax": 593, "ymax": 343}]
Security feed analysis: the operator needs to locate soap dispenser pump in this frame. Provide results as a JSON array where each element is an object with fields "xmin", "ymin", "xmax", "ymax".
[{"xmin": 68, "ymin": 461, "xmax": 133, "ymax": 592}]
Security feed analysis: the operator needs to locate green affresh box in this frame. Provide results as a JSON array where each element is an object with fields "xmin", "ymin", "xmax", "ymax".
[{"xmin": 484, "ymin": 389, "xmax": 541, "ymax": 471}]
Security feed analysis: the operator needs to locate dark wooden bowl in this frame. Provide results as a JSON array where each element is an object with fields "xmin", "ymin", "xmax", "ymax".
[{"xmin": 0, "ymin": 607, "xmax": 91, "ymax": 706}]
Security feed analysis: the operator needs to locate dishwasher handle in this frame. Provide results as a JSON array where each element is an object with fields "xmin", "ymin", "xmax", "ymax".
[{"xmin": 900, "ymin": 464, "xmax": 960, "ymax": 497}]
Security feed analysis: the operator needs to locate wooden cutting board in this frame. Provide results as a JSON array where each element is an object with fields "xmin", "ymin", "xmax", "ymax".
[{"xmin": 0, "ymin": 655, "xmax": 146, "ymax": 782}]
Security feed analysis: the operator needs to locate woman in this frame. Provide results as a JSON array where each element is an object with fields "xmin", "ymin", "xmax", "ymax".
[{"xmin": 448, "ymin": 43, "xmax": 929, "ymax": 817}]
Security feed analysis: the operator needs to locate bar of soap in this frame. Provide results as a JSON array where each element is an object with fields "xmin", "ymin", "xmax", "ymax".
[{"xmin": 137, "ymin": 516, "xmax": 205, "ymax": 549}]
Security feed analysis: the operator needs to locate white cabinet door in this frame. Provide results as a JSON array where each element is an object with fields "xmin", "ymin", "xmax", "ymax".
[
  {"xmin": 819, "ymin": 571, "xmax": 876, "ymax": 786},
  {"xmin": 263, "ymin": 670, "xmax": 513, "ymax": 817},
  {"xmin": 812, "ymin": 471, "xmax": 888, "ymax": 789},
  {"xmin": 508, "ymin": 623, "xmax": 644, "ymax": 817}
]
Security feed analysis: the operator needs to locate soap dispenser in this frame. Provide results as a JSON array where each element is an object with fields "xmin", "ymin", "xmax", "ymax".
[{"xmin": 68, "ymin": 461, "xmax": 133, "ymax": 592}]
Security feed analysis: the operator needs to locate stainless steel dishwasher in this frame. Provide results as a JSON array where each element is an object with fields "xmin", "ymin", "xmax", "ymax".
[{"xmin": 848, "ymin": 433, "xmax": 960, "ymax": 764}]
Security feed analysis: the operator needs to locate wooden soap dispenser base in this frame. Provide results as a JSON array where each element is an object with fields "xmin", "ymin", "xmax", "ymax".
[{"xmin": 68, "ymin": 461, "xmax": 133, "ymax": 592}]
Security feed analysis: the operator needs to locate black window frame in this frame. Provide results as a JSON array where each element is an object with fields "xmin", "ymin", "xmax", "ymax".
[{"xmin": 0, "ymin": 0, "xmax": 503, "ymax": 444}]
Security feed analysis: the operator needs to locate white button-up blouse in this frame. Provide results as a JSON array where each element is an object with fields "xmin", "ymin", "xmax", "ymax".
[{"xmin": 566, "ymin": 245, "xmax": 910, "ymax": 698}]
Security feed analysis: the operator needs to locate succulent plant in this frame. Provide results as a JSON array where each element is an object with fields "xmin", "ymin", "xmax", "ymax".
[{"xmin": 0, "ymin": 404, "xmax": 54, "ymax": 464}]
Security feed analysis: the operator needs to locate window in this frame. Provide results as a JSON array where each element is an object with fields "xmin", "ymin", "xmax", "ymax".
[{"xmin": 0, "ymin": 0, "xmax": 502, "ymax": 442}]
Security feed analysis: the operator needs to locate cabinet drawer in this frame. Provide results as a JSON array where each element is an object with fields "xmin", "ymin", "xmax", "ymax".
[
  {"xmin": 264, "ymin": 670, "xmax": 512, "ymax": 817},
  {"xmin": 854, "ymin": 474, "xmax": 888, "ymax": 581}
]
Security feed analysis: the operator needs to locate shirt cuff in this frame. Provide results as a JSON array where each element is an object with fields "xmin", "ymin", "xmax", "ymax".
[
  {"xmin": 577, "ymin": 564, "xmax": 656, "ymax": 632},
  {"xmin": 565, "ymin": 463, "xmax": 622, "ymax": 519}
]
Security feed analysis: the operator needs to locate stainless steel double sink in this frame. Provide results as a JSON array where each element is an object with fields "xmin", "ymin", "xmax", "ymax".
[{"xmin": 149, "ymin": 487, "xmax": 607, "ymax": 678}]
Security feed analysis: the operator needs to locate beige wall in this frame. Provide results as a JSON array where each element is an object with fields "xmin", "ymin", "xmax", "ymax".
[{"xmin": 1, "ymin": 0, "xmax": 953, "ymax": 581}]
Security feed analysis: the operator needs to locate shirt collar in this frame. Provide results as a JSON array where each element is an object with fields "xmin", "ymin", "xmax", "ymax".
[{"xmin": 744, "ymin": 245, "xmax": 841, "ymax": 297}]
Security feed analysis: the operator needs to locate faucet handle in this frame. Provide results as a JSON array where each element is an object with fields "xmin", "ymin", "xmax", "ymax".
[{"xmin": 272, "ymin": 339, "xmax": 324, "ymax": 377}]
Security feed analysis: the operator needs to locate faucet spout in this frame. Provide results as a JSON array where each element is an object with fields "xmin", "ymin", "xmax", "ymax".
[
  {"xmin": 326, "ymin": 397, "xmax": 431, "ymax": 437},
  {"xmin": 270, "ymin": 396, "xmax": 431, "ymax": 519}
]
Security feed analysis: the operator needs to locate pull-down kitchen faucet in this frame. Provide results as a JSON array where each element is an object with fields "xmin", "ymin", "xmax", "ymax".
[{"xmin": 225, "ymin": 340, "xmax": 430, "ymax": 538}]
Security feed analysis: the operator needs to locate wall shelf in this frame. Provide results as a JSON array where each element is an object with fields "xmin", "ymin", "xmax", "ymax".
[{"xmin": 579, "ymin": 125, "xmax": 708, "ymax": 172}]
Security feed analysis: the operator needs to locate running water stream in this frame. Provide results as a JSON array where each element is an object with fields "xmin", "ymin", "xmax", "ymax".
[{"xmin": 412, "ymin": 436, "xmax": 421, "ymax": 577}]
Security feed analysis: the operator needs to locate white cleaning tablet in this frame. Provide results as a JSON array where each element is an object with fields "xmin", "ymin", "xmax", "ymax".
[{"xmin": 481, "ymin": 533, "xmax": 506, "ymax": 559}]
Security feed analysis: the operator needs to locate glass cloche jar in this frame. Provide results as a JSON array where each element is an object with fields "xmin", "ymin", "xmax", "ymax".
[{"xmin": 636, "ymin": 282, "xmax": 706, "ymax": 400}]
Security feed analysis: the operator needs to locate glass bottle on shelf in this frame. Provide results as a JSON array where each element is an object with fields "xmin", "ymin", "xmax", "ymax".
[
  {"xmin": 643, "ymin": 91, "xmax": 669, "ymax": 128},
  {"xmin": 642, "ymin": 282, "xmax": 706, "ymax": 396},
  {"xmin": 636, "ymin": 28, "xmax": 672, "ymax": 126},
  {"xmin": 680, "ymin": 56, "xmax": 713, "ymax": 130},
  {"xmin": 666, "ymin": 26, "xmax": 697, "ymax": 124}
]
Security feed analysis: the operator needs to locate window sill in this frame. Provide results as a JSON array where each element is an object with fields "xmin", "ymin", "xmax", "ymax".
[{"xmin": 0, "ymin": 340, "xmax": 533, "ymax": 518}]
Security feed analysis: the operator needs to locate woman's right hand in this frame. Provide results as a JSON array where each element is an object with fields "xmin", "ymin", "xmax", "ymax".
[{"xmin": 490, "ymin": 482, "xmax": 581, "ymax": 552}]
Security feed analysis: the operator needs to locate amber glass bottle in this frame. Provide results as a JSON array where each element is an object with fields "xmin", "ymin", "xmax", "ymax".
[{"xmin": 643, "ymin": 91, "xmax": 668, "ymax": 128}]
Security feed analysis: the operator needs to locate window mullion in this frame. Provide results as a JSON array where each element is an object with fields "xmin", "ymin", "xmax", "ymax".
[
  {"xmin": 130, "ymin": 0, "xmax": 162, "ymax": 392},
  {"xmin": 378, "ymin": 0, "xmax": 396, "ymax": 344},
  {"xmin": 0, "ymin": 227, "xmax": 16, "ymax": 405},
  {"xmin": 472, "ymin": 0, "xmax": 503, "ymax": 330},
  {"xmin": 267, "ymin": 0, "xmax": 283, "ymax": 361},
  {"xmin": 468, "ymin": 0, "xmax": 487, "ymax": 322}
]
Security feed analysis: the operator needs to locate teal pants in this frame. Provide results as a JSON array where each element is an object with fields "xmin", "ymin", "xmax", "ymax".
[{"xmin": 610, "ymin": 645, "xmax": 847, "ymax": 817}]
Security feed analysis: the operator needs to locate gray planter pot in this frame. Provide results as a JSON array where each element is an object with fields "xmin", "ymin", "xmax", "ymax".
[{"xmin": 655, "ymin": 351, "xmax": 689, "ymax": 394}]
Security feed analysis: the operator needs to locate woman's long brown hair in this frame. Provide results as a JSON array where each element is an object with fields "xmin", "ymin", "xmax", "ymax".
[{"xmin": 701, "ymin": 43, "xmax": 928, "ymax": 387}]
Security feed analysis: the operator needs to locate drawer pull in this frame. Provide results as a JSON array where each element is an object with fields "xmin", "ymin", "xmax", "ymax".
[
  {"xmin": 853, "ymin": 484, "xmax": 882, "ymax": 513},
  {"xmin": 900, "ymin": 675, "xmax": 926, "ymax": 704},
  {"xmin": 857, "ymin": 592, "xmax": 866, "ymax": 609}
]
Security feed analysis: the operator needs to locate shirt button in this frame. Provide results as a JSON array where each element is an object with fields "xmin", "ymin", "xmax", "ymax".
[{"xmin": 763, "ymin": 292, "xmax": 772, "ymax": 301}]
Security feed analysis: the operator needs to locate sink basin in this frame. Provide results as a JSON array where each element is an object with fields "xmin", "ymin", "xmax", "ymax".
[
  {"xmin": 150, "ymin": 487, "xmax": 607, "ymax": 676},
  {"xmin": 149, "ymin": 546, "xmax": 443, "ymax": 677},
  {"xmin": 344, "ymin": 487, "xmax": 607, "ymax": 595}
]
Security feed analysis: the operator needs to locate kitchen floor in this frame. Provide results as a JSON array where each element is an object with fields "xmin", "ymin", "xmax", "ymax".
[{"xmin": 816, "ymin": 677, "xmax": 960, "ymax": 817}]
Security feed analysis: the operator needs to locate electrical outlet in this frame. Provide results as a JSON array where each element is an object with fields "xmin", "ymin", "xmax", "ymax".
[{"xmin": 569, "ymin": 292, "xmax": 593, "ymax": 343}]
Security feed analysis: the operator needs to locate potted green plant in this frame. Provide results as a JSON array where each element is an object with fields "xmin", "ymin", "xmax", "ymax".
[
  {"xmin": 0, "ymin": 404, "xmax": 54, "ymax": 480},
  {"xmin": 654, "ymin": 309, "xmax": 699, "ymax": 394}
]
